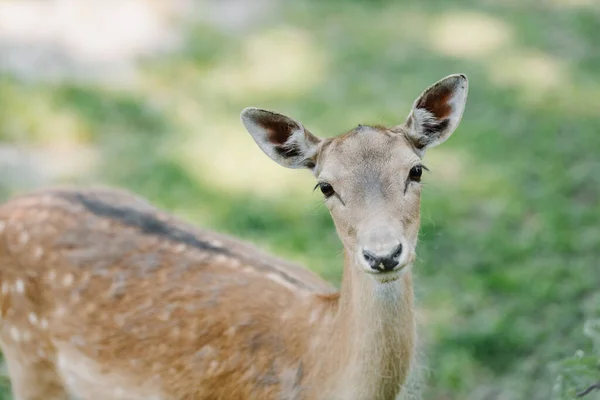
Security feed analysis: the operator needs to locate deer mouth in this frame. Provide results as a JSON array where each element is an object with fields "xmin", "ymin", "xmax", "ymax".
[{"xmin": 368, "ymin": 266, "xmax": 408, "ymax": 283}]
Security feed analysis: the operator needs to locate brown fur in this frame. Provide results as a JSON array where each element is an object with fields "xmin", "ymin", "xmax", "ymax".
[{"xmin": 0, "ymin": 187, "xmax": 412, "ymax": 400}]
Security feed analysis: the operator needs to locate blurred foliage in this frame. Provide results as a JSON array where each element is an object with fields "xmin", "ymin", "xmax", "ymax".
[
  {"xmin": 0, "ymin": 0, "xmax": 599, "ymax": 398},
  {"xmin": 553, "ymin": 320, "xmax": 600, "ymax": 399}
]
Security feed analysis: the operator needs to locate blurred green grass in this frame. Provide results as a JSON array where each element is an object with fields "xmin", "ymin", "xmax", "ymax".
[{"xmin": 0, "ymin": 0, "xmax": 599, "ymax": 398}]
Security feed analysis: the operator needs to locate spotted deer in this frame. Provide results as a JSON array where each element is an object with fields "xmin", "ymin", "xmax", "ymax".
[{"xmin": 0, "ymin": 74, "xmax": 467, "ymax": 400}]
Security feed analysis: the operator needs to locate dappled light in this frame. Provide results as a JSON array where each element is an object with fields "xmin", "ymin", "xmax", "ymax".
[
  {"xmin": 488, "ymin": 50, "xmax": 564, "ymax": 91},
  {"xmin": 430, "ymin": 12, "xmax": 512, "ymax": 59},
  {"xmin": 425, "ymin": 148, "xmax": 469, "ymax": 186},
  {"xmin": 201, "ymin": 27, "xmax": 326, "ymax": 99}
]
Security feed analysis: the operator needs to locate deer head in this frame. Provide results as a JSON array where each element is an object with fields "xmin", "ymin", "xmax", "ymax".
[{"xmin": 241, "ymin": 74, "xmax": 468, "ymax": 283}]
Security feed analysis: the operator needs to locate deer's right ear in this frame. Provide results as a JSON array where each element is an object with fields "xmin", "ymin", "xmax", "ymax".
[{"xmin": 241, "ymin": 108, "xmax": 322, "ymax": 169}]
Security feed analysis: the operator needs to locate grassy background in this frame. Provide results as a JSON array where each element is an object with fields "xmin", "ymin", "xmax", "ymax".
[{"xmin": 0, "ymin": 0, "xmax": 599, "ymax": 398}]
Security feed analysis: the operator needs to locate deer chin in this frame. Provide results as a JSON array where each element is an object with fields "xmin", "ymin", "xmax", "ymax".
[{"xmin": 376, "ymin": 272, "xmax": 402, "ymax": 284}]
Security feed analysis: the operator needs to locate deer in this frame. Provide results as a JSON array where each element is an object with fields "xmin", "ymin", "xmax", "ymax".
[{"xmin": 0, "ymin": 74, "xmax": 468, "ymax": 400}]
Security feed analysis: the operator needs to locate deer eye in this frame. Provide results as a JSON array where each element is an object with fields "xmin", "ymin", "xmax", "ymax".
[
  {"xmin": 317, "ymin": 182, "xmax": 335, "ymax": 198},
  {"xmin": 409, "ymin": 165, "xmax": 423, "ymax": 182}
]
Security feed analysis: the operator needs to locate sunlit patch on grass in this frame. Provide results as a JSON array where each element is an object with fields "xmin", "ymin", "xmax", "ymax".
[
  {"xmin": 202, "ymin": 27, "xmax": 326, "ymax": 99},
  {"xmin": 547, "ymin": 0, "xmax": 600, "ymax": 9},
  {"xmin": 175, "ymin": 115, "xmax": 315, "ymax": 198},
  {"xmin": 488, "ymin": 50, "xmax": 565, "ymax": 92},
  {"xmin": 544, "ymin": 82, "xmax": 600, "ymax": 117},
  {"xmin": 0, "ymin": 82, "xmax": 91, "ymax": 145},
  {"xmin": 429, "ymin": 12, "xmax": 512, "ymax": 59},
  {"xmin": 425, "ymin": 146, "xmax": 514, "ymax": 198},
  {"xmin": 425, "ymin": 148, "xmax": 469, "ymax": 186}
]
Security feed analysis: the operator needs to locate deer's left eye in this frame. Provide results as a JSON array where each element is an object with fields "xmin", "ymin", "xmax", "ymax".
[
  {"xmin": 409, "ymin": 166, "xmax": 423, "ymax": 182},
  {"xmin": 318, "ymin": 182, "xmax": 335, "ymax": 198}
]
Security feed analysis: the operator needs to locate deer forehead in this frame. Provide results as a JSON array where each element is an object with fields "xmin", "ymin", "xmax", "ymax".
[{"xmin": 318, "ymin": 127, "xmax": 420, "ymax": 182}]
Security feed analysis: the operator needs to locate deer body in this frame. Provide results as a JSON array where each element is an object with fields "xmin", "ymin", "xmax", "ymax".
[
  {"xmin": 0, "ymin": 188, "xmax": 413, "ymax": 400},
  {"xmin": 0, "ymin": 74, "xmax": 468, "ymax": 400}
]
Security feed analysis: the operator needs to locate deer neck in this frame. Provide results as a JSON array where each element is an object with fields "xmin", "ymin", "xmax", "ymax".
[{"xmin": 305, "ymin": 251, "xmax": 416, "ymax": 400}]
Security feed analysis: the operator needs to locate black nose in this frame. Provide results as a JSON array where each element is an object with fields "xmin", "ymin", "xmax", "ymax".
[{"xmin": 362, "ymin": 244, "xmax": 403, "ymax": 272}]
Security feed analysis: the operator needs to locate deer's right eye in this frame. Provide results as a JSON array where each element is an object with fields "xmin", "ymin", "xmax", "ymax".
[{"xmin": 318, "ymin": 182, "xmax": 335, "ymax": 198}]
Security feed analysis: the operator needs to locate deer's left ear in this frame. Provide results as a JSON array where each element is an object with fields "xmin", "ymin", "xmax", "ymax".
[{"xmin": 404, "ymin": 74, "xmax": 468, "ymax": 154}]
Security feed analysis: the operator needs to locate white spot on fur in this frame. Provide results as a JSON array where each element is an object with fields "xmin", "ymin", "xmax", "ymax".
[
  {"xmin": 141, "ymin": 298, "xmax": 154, "ymax": 308},
  {"xmin": 265, "ymin": 272, "xmax": 298, "ymax": 292},
  {"xmin": 28, "ymin": 312, "xmax": 38, "ymax": 325},
  {"xmin": 214, "ymin": 254, "xmax": 228, "ymax": 264},
  {"xmin": 33, "ymin": 246, "xmax": 44, "ymax": 260},
  {"xmin": 209, "ymin": 239, "xmax": 223, "ymax": 247},
  {"xmin": 40, "ymin": 318, "xmax": 49, "ymax": 329},
  {"xmin": 18, "ymin": 231, "xmax": 29, "ymax": 245},
  {"xmin": 173, "ymin": 243, "xmax": 186, "ymax": 253},
  {"xmin": 225, "ymin": 326, "xmax": 236, "ymax": 337},
  {"xmin": 10, "ymin": 327, "xmax": 20, "ymax": 341},
  {"xmin": 242, "ymin": 266, "xmax": 255, "ymax": 274},
  {"xmin": 62, "ymin": 273, "xmax": 74, "ymax": 287},
  {"xmin": 281, "ymin": 309, "xmax": 292, "ymax": 320},
  {"xmin": 15, "ymin": 279, "xmax": 25, "ymax": 293},
  {"xmin": 84, "ymin": 303, "xmax": 98, "ymax": 314},
  {"xmin": 37, "ymin": 348, "xmax": 46, "ymax": 358},
  {"xmin": 48, "ymin": 269, "xmax": 57, "ymax": 281},
  {"xmin": 157, "ymin": 311, "xmax": 169, "ymax": 322},
  {"xmin": 208, "ymin": 360, "xmax": 219, "ymax": 374},
  {"xmin": 195, "ymin": 345, "xmax": 217, "ymax": 359}
]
